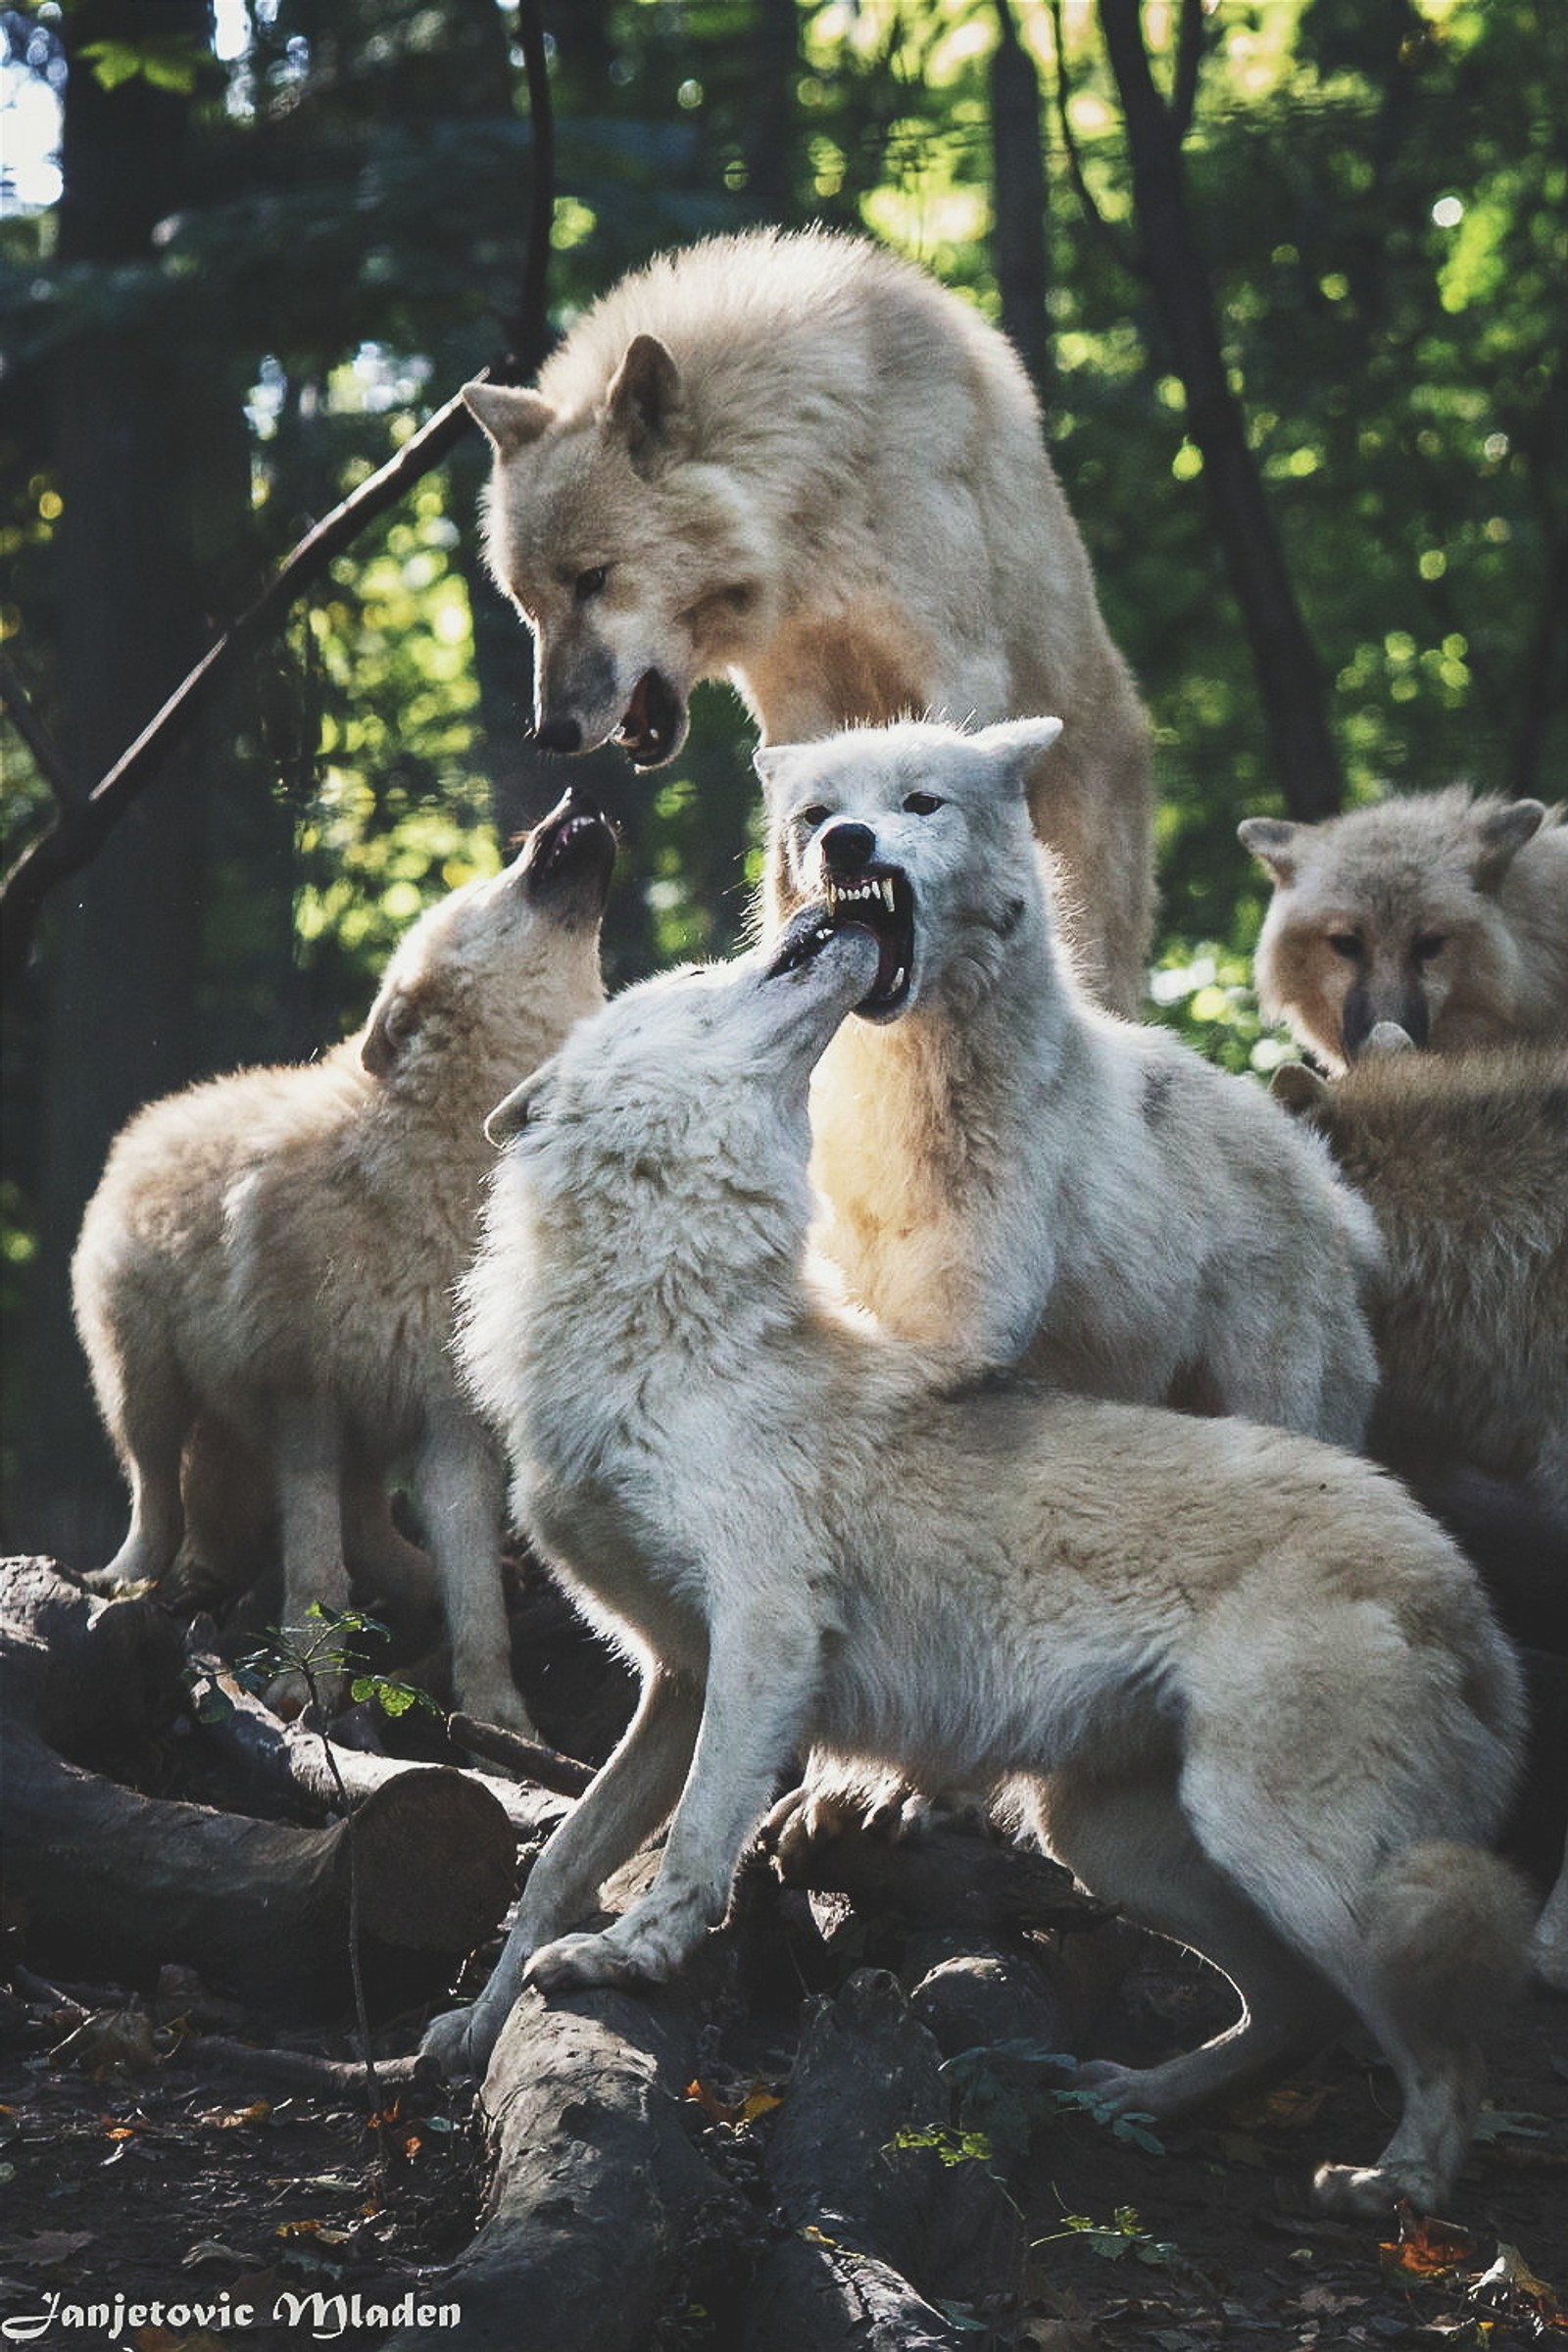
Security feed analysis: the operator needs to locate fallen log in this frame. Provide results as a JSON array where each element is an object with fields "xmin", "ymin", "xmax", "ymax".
[
  {"xmin": 384, "ymin": 1984, "xmax": 724, "ymax": 2352},
  {"xmin": 1, "ymin": 1559, "xmax": 516, "ymax": 2014},
  {"xmin": 182, "ymin": 1629, "xmax": 571, "ymax": 1845},
  {"xmin": 744, "ymin": 1970, "xmax": 1014, "ymax": 2352},
  {"xmin": 773, "ymin": 1814, "xmax": 1111, "ymax": 1938},
  {"xmin": 448, "ymin": 1710, "xmax": 597, "ymax": 1798}
]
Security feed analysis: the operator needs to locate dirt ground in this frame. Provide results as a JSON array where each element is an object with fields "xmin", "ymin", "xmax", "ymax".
[{"xmin": 3, "ymin": 1560, "xmax": 1564, "ymax": 2352}]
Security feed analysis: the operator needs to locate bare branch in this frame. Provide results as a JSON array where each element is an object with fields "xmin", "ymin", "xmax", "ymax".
[
  {"xmin": 1171, "ymin": 0, "xmax": 1206, "ymax": 144},
  {"xmin": 1, "ymin": 0, "xmax": 557, "ymax": 985},
  {"xmin": 1047, "ymin": 0, "xmax": 1139, "ymax": 279}
]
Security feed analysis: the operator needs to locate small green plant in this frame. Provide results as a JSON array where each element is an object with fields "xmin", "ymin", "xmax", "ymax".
[
  {"xmin": 191, "ymin": 1605, "xmax": 439, "ymax": 2175},
  {"xmin": 1037, "ymin": 2205, "xmax": 1181, "ymax": 2268},
  {"xmin": 941, "ymin": 2040, "xmax": 1166, "ymax": 2162}
]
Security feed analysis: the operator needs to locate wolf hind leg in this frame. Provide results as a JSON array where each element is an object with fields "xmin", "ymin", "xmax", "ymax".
[
  {"xmin": 1037, "ymin": 1765, "xmax": 1346, "ymax": 2121},
  {"xmin": 90, "ymin": 1354, "xmax": 194, "ymax": 1591},
  {"xmin": 1182, "ymin": 1752, "xmax": 1532, "ymax": 2215}
]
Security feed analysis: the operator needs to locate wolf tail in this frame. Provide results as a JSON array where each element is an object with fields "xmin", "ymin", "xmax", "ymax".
[{"xmin": 1362, "ymin": 1840, "xmax": 1533, "ymax": 2043}]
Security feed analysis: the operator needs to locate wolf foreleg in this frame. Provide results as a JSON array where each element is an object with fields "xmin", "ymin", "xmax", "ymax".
[
  {"xmin": 527, "ymin": 1592, "xmax": 822, "ymax": 1992},
  {"xmin": 419, "ymin": 1665, "xmax": 703, "ymax": 2077}
]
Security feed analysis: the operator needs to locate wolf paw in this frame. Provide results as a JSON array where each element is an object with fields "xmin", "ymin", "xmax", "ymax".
[
  {"xmin": 456, "ymin": 1680, "xmax": 544, "ymax": 1748},
  {"xmin": 418, "ymin": 1992, "xmax": 518, "ymax": 2082},
  {"xmin": 1313, "ymin": 2160, "xmax": 1439, "ymax": 2219},
  {"xmin": 525, "ymin": 1928, "xmax": 666, "ymax": 1993}
]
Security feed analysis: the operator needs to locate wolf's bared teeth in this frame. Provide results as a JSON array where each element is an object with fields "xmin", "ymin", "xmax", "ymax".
[{"xmin": 880, "ymin": 879, "xmax": 896, "ymax": 911}]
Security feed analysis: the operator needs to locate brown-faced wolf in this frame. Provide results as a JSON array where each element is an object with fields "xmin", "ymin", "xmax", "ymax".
[{"xmin": 1241, "ymin": 787, "xmax": 1568, "ymax": 1071}]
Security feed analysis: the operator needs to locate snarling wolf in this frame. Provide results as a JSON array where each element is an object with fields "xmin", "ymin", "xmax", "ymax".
[
  {"xmin": 73, "ymin": 796, "xmax": 614, "ymax": 1727},
  {"xmin": 463, "ymin": 227, "xmax": 1153, "ymax": 1012},
  {"xmin": 760, "ymin": 717, "xmax": 1380, "ymax": 1446},
  {"xmin": 424, "ymin": 916, "xmax": 1528, "ymax": 2219},
  {"xmin": 1241, "ymin": 787, "xmax": 1568, "ymax": 1072}
]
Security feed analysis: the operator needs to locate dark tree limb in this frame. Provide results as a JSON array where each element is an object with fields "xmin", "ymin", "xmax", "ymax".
[
  {"xmin": 182, "ymin": 1632, "xmax": 572, "ymax": 1844},
  {"xmin": 990, "ymin": 0, "xmax": 1052, "ymax": 399},
  {"xmin": 1170, "ymin": 0, "xmax": 1205, "ymax": 144},
  {"xmin": 773, "ymin": 1816, "xmax": 1111, "ymax": 1938},
  {"xmin": 744, "ymin": 1971, "xmax": 1009, "ymax": 2352},
  {"xmin": 449, "ymin": 1710, "xmax": 597, "ymax": 1799},
  {"xmin": 0, "ymin": 1562, "xmax": 518, "ymax": 2013},
  {"xmin": 1097, "ymin": 0, "xmax": 1344, "ymax": 820},
  {"xmin": 1047, "ymin": 0, "xmax": 1136, "ymax": 277},
  {"xmin": 0, "ymin": 0, "xmax": 555, "ymax": 987},
  {"xmin": 384, "ymin": 1986, "xmax": 722, "ymax": 2352}
]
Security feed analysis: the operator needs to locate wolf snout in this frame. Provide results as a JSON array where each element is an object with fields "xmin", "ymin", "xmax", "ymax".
[
  {"xmin": 535, "ymin": 713, "xmax": 584, "ymax": 754},
  {"xmin": 821, "ymin": 821, "xmax": 877, "ymax": 874}
]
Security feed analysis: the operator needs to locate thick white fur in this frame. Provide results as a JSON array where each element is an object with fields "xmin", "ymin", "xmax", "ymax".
[
  {"xmin": 426, "ymin": 930, "xmax": 1529, "ymax": 2219},
  {"xmin": 464, "ymin": 227, "xmax": 1153, "ymax": 1013},
  {"xmin": 72, "ymin": 818, "xmax": 609, "ymax": 1727},
  {"xmin": 760, "ymin": 719, "xmax": 1381, "ymax": 1447}
]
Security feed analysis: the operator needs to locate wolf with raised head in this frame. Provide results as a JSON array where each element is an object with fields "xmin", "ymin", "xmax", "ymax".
[
  {"xmin": 759, "ymin": 717, "xmax": 1379, "ymax": 1446},
  {"xmin": 1241, "ymin": 787, "xmax": 1568, "ymax": 1072},
  {"xmin": 423, "ymin": 917, "xmax": 1528, "ymax": 2219},
  {"xmin": 73, "ymin": 796, "xmax": 615, "ymax": 1727},
  {"xmin": 462, "ymin": 227, "xmax": 1152, "ymax": 1013}
]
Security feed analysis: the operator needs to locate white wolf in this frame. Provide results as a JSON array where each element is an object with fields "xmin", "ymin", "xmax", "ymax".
[
  {"xmin": 424, "ymin": 919, "xmax": 1529, "ymax": 2220},
  {"xmin": 462, "ymin": 227, "xmax": 1153, "ymax": 1013},
  {"xmin": 72, "ymin": 796, "xmax": 614, "ymax": 1728},
  {"xmin": 759, "ymin": 718, "xmax": 1380, "ymax": 1446}
]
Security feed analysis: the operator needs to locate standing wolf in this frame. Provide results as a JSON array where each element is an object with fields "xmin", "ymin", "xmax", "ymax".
[
  {"xmin": 760, "ymin": 718, "xmax": 1379, "ymax": 1445},
  {"xmin": 1241, "ymin": 787, "xmax": 1568, "ymax": 1071},
  {"xmin": 424, "ymin": 919, "xmax": 1528, "ymax": 2219},
  {"xmin": 73, "ymin": 796, "xmax": 614, "ymax": 1728},
  {"xmin": 462, "ymin": 227, "xmax": 1153, "ymax": 1012}
]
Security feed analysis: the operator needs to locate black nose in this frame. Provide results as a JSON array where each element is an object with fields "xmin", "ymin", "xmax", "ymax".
[
  {"xmin": 821, "ymin": 822, "xmax": 876, "ymax": 875},
  {"xmin": 536, "ymin": 715, "xmax": 583, "ymax": 754}
]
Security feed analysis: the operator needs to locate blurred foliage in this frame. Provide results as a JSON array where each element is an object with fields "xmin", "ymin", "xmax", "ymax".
[{"xmin": 1, "ymin": 0, "xmax": 1565, "ymax": 1225}]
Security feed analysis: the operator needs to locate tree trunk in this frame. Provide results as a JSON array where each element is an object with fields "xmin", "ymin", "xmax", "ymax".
[
  {"xmin": 1098, "ymin": 0, "xmax": 1344, "ymax": 821},
  {"xmin": 18, "ymin": 1, "xmax": 259, "ymax": 1562},
  {"xmin": 991, "ymin": 1, "xmax": 1052, "ymax": 400}
]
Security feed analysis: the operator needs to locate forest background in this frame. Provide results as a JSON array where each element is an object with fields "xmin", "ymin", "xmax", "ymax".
[{"xmin": 1, "ymin": 0, "xmax": 1564, "ymax": 1561}]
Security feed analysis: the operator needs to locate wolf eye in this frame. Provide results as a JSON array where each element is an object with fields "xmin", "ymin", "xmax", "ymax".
[
  {"xmin": 903, "ymin": 792, "xmax": 944, "ymax": 815},
  {"xmin": 1413, "ymin": 932, "xmax": 1447, "ymax": 962},
  {"xmin": 573, "ymin": 565, "xmax": 609, "ymax": 603},
  {"xmin": 798, "ymin": 805, "xmax": 831, "ymax": 830},
  {"xmin": 1327, "ymin": 933, "xmax": 1362, "ymax": 960}
]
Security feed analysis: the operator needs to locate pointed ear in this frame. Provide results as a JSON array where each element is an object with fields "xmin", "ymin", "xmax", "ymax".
[
  {"xmin": 361, "ymin": 986, "xmax": 421, "ymax": 1078},
  {"xmin": 485, "ymin": 1059, "xmax": 560, "ymax": 1146},
  {"xmin": 464, "ymin": 381, "xmax": 556, "ymax": 457},
  {"xmin": 1471, "ymin": 799, "xmax": 1544, "ymax": 890},
  {"xmin": 1270, "ymin": 1061, "xmax": 1328, "ymax": 1116},
  {"xmin": 1239, "ymin": 817, "xmax": 1301, "ymax": 885},
  {"xmin": 753, "ymin": 743, "xmax": 804, "ymax": 799},
  {"xmin": 971, "ymin": 716, "xmax": 1064, "ymax": 792},
  {"xmin": 604, "ymin": 335, "xmax": 683, "ymax": 475}
]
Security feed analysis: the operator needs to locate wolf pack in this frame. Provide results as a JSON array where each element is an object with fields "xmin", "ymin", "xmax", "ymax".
[{"xmin": 70, "ymin": 230, "xmax": 1568, "ymax": 2220}]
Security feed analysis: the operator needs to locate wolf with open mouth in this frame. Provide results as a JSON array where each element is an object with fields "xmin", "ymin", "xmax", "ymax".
[
  {"xmin": 760, "ymin": 717, "xmax": 1381, "ymax": 1446},
  {"xmin": 459, "ymin": 226, "xmax": 1154, "ymax": 1015}
]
